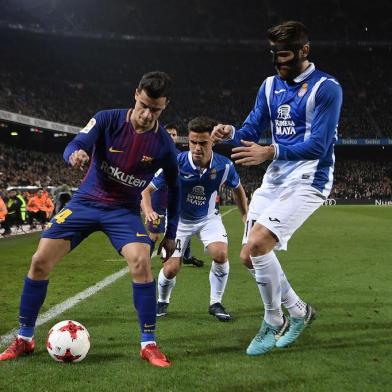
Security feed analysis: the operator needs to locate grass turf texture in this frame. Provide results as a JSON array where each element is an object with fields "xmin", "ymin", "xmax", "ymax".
[{"xmin": 0, "ymin": 206, "xmax": 391, "ymax": 391}]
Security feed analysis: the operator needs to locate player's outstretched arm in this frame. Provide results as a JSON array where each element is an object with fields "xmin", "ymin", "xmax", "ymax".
[
  {"xmin": 141, "ymin": 184, "xmax": 159, "ymax": 222},
  {"xmin": 232, "ymin": 184, "xmax": 248, "ymax": 223}
]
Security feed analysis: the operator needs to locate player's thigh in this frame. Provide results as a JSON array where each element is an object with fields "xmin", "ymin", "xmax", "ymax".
[
  {"xmin": 242, "ymin": 187, "xmax": 282, "ymax": 245},
  {"xmin": 257, "ymin": 185, "xmax": 325, "ymax": 251},
  {"xmin": 43, "ymin": 199, "xmax": 100, "ymax": 250},
  {"xmin": 29, "ymin": 237, "xmax": 72, "ymax": 277},
  {"xmin": 198, "ymin": 214, "xmax": 228, "ymax": 251},
  {"xmin": 101, "ymin": 207, "xmax": 151, "ymax": 253},
  {"xmin": 171, "ymin": 220, "xmax": 199, "ymax": 258}
]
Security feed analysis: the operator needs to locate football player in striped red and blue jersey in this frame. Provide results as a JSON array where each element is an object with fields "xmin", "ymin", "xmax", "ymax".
[{"xmin": 0, "ymin": 71, "xmax": 180, "ymax": 367}]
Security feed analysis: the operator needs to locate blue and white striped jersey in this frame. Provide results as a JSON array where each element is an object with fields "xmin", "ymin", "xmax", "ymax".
[
  {"xmin": 151, "ymin": 151, "xmax": 240, "ymax": 222},
  {"xmin": 230, "ymin": 63, "xmax": 343, "ymax": 196}
]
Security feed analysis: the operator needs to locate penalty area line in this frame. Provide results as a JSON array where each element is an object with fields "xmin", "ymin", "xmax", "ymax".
[{"xmin": 0, "ymin": 207, "xmax": 237, "ymax": 349}]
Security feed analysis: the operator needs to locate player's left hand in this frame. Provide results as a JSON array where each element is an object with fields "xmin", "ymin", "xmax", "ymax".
[
  {"xmin": 231, "ymin": 140, "xmax": 275, "ymax": 166},
  {"xmin": 157, "ymin": 237, "xmax": 175, "ymax": 262}
]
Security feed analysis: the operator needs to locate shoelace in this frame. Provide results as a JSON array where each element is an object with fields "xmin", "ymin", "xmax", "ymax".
[{"xmin": 254, "ymin": 325, "xmax": 279, "ymax": 342}]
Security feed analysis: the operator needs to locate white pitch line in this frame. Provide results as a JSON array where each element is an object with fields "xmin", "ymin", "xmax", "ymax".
[
  {"xmin": 0, "ymin": 266, "xmax": 130, "ymax": 348},
  {"xmin": 221, "ymin": 207, "xmax": 237, "ymax": 217},
  {"xmin": 0, "ymin": 207, "xmax": 237, "ymax": 348}
]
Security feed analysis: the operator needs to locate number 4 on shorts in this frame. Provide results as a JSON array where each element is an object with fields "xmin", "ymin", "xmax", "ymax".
[{"xmin": 54, "ymin": 209, "xmax": 73, "ymax": 224}]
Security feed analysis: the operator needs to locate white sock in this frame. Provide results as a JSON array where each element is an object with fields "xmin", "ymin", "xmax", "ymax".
[
  {"xmin": 141, "ymin": 341, "xmax": 156, "ymax": 349},
  {"xmin": 251, "ymin": 251, "xmax": 283, "ymax": 326},
  {"xmin": 17, "ymin": 335, "xmax": 33, "ymax": 342},
  {"xmin": 158, "ymin": 268, "xmax": 176, "ymax": 303},
  {"xmin": 248, "ymin": 254, "xmax": 307, "ymax": 318},
  {"xmin": 209, "ymin": 260, "xmax": 229, "ymax": 305},
  {"xmin": 280, "ymin": 271, "xmax": 307, "ymax": 318}
]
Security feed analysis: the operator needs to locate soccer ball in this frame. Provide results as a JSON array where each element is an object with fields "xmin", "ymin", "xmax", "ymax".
[{"xmin": 46, "ymin": 320, "xmax": 90, "ymax": 363}]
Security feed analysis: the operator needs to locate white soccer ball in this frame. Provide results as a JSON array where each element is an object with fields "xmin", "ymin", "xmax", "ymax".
[{"xmin": 46, "ymin": 320, "xmax": 90, "ymax": 363}]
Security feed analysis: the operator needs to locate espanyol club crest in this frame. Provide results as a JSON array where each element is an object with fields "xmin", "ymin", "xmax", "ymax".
[{"xmin": 298, "ymin": 83, "xmax": 308, "ymax": 97}]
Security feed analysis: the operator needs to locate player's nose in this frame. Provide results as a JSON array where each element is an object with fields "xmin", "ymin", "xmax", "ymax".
[{"xmin": 142, "ymin": 109, "xmax": 153, "ymax": 120}]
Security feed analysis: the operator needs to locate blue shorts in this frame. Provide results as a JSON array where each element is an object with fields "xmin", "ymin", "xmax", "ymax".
[
  {"xmin": 146, "ymin": 212, "xmax": 166, "ymax": 234},
  {"xmin": 42, "ymin": 198, "xmax": 150, "ymax": 253}
]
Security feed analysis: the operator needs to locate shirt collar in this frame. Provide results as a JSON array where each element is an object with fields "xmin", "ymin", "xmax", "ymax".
[
  {"xmin": 293, "ymin": 62, "xmax": 315, "ymax": 83},
  {"xmin": 187, "ymin": 151, "xmax": 214, "ymax": 171}
]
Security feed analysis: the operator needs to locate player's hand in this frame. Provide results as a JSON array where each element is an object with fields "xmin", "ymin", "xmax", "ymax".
[
  {"xmin": 157, "ymin": 237, "xmax": 175, "ymax": 263},
  {"xmin": 69, "ymin": 150, "xmax": 89, "ymax": 170},
  {"xmin": 231, "ymin": 140, "xmax": 275, "ymax": 166},
  {"xmin": 242, "ymin": 214, "xmax": 247, "ymax": 224},
  {"xmin": 211, "ymin": 124, "xmax": 233, "ymax": 143},
  {"xmin": 141, "ymin": 201, "xmax": 159, "ymax": 222}
]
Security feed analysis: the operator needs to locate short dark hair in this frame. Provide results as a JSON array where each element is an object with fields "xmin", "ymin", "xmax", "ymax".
[
  {"xmin": 137, "ymin": 71, "xmax": 172, "ymax": 99},
  {"xmin": 188, "ymin": 116, "xmax": 218, "ymax": 134},
  {"xmin": 164, "ymin": 122, "xmax": 179, "ymax": 131},
  {"xmin": 267, "ymin": 21, "xmax": 309, "ymax": 46}
]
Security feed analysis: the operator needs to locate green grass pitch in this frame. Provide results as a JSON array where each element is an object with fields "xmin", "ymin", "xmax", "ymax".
[{"xmin": 0, "ymin": 206, "xmax": 391, "ymax": 391}]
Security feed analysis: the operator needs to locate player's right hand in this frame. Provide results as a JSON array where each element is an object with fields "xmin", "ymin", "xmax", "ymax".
[
  {"xmin": 211, "ymin": 124, "xmax": 233, "ymax": 143},
  {"xmin": 141, "ymin": 203, "xmax": 159, "ymax": 223},
  {"xmin": 157, "ymin": 237, "xmax": 175, "ymax": 262},
  {"xmin": 69, "ymin": 150, "xmax": 89, "ymax": 169}
]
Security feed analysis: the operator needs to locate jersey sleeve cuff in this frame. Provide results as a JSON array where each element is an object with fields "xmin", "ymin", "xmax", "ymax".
[
  {"xmin": 272, "ymin": 143, "xmax": 279, "ymax": 160},
  {"xmin": 229, "ymin": 126, "xmax": 236, "ymax": 140}
]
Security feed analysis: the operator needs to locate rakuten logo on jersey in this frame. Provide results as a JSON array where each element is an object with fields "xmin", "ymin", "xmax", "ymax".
[
  {"xmin": 275, "ymin": 104, "xmax": 296, "ymax": 135},
  {"xmin": 101, "ymin": 161, "xmax": 147, "ymax": 188}
]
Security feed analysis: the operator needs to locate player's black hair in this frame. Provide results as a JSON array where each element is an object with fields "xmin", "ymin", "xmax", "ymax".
[
  {"xmin": 267, "ymin": 21, "xmax": 309, "ymax": 46},
  {"xmin": 187, "ymin": 116, "xmax": 218, "ymax": 134},
  {"xmin": 138, "ymin": 71, "xmax": 172, "ymax": 99},
  {"xmin": 164, "ymin": 122, "xmax": 179, "ymax": 131}
]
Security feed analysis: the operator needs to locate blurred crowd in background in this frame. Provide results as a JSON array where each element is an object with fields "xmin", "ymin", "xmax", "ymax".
[
  {"xmin": 1, "ymin": 142, "xmax": 390, "ymax": 237},
  {"xmin": 1, "ymin": 0, "xmax": 391, "ymax": 235}
]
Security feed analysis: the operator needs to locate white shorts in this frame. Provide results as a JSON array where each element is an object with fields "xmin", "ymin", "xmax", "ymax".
[
  {"xmin": 242, "ymin": 184, "xmax": 326, "ymax": 251},
  {"xmin": 172, "ymin": 213, "xmax": 228, "ymax": 258}
]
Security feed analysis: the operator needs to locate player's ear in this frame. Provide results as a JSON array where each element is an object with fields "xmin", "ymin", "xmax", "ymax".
[
  {"xmin": 301, "ymin": 44, "xmax": 310, "ymax": 59},
  {"xmin": 134, "ymin": 89, "xmax": 140, "ymax": 101}
]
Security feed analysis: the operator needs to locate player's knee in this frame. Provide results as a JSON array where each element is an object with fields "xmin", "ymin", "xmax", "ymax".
[
  {"xmin": 30, "ymin": 252, "xmax": 52, "ymax": 279},
  {"xmin": 212, "ymin": 249, "xmax": 227, "ymax": 263},
  {"xmin": 164, "ymin": 259, "xmax": 181, "ymax": 278},
  {"xmin": 248, "ymin": 237, "xmax": 269, "ymax": 256},
  {"xmin": 129, "ymin": 254, "xmax": 150, "ymax": 277},
  {"xmin": 248, "ymin": 226, "xmax": 276, "ymax": 256}
]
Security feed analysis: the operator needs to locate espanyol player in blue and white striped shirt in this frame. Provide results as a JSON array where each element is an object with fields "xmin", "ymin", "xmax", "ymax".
[
  {"xmin": 212, "ymin": 21, "xmax": 342, "ymax": 355},
  {"xmin": 147, "ymin": 123, "xmax": 204, "ymax": 267},
  {"xmin": 142, "ymin": 117, "xmax": 248, "ymax": 321}
]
